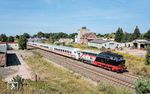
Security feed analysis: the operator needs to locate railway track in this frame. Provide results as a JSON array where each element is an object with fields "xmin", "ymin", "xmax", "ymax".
[{"xmin": 28, "ymin": 46, "xmax": 138, "ymax": 91}]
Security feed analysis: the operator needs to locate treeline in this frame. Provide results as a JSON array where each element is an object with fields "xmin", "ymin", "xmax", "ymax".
[
  {"xmin": 0, "ymin": 32, "xmax": 78, "ymax": 42},
  {"xmin": 33, "ymin": 31, "xmax": 77, "ymax": 40},
  {"xmin": 115, "ymin": 26, "xmax": 150, "ymax": 43},
  {"xmin": 0, "ymin": 34, "xmax": 15, "ymax": 42}
]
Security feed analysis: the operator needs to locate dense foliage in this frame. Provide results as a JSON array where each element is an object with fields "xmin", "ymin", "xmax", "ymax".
[
  {"xmin": 0, "ymin": 34, "xmax": 15, "ymax": 42},
  {"xmin": 144, "ymin": 29, "xmax": 150, "ymax": 41},
  {"xmin": 23, "ymin": 33, "xmax": 30, "ymax": 39},
  {"xmin": 7, "ymin": 36, "xmax": 14, "ymax": 42},
  {"xmin": 115, "ymin": 27, "xmax": 124, "ymax": 42},
  {"xmin": 0, "ymin": 34, "xmax": 7, "ymax": 42},
  {"xmin": 113, "ymin": 26, "xmax": 143, "ymax": 42},
  {"xmin": 33, "ymin": 32, "xmax": 77, "ymax": 41},
  {"xmin": 18, "ymin": 35, "xmax": 27, "ymax": 50},
  {"xmin": 133, "ymin": 26, "xmax": 141, "ymax": 40},
  {"xmin": 145, "ymin": 46, "xmax": 150, "ymax": 65},
  {"xmin": 135, "ymin": 79, "xmax": 150, "ymax": 94}
]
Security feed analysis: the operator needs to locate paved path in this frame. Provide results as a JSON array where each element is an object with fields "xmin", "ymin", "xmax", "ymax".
[{"xmin": 2, "ymin": 50, "xmax": 32, "ymax": 82}]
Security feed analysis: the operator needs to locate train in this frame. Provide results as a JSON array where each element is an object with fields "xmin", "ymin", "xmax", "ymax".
[{"xmin": 28, "ymin": 42, "xmax": 126, "ymax": 72}]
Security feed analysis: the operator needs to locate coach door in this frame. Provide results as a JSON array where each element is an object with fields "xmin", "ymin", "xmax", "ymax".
[{"xmin": 75, "ymin": 51, "xmax": 80, "ymax": 60}]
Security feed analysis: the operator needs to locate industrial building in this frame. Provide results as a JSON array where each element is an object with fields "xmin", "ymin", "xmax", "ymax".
[
  {"xmin": 88, "ymin": 39, "xmax": 122, "ymax": 49},
  {"xmin": 0, "ymin": 42, "xmax": 18, "ymax": 67},
  {"xmin": 132, "ymin": 39, "xmax": 150, "ymax": 49}
]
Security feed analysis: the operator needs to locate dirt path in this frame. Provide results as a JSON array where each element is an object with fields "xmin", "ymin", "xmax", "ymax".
[
  {"xmin": 116, "ymin": 48, "xmax": 146, "ymax": 57},
  {"xmin": 2, "ymin": 50, "xmax": 32, "ymax": 82}
]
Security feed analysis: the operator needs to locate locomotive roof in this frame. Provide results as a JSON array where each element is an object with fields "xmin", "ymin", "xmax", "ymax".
[
  {"xmin": 97, "ymin": 51, "xmax": 124, "ymax": 61},
  {"xmin": 98, "ymin": 51, "xmax": 123, "ymax": 57}
]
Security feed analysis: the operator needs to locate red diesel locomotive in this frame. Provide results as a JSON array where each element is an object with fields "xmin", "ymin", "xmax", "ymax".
[{"xmin": 79, "ymin": 51, "xmax": 126, "ymax": 72}]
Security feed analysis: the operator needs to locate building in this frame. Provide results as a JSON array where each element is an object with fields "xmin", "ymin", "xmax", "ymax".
[
  {"xmin": 132, "ymin": 39, "xmax": 150, "ymax": 49},
  {"xmin": 0, "ymin": 43, "xmax": 7, "ymax": 67},
  {"xmin": 59, "ymin": 38, "xmax": 73, "ymax": 44},
  {"xmin": 0, "ymin": 42, "xmax": 18, "ymax": 50},
  {"xmin": 7, "ymin": 42, "xmax": 19, "ymax": 50},
  {"xmin": 0, "ymin": 43, "xmax": 7, "ymax": 53},
  {"xmin": 28, "ymin": 37, "xmax": 42, "ymax": 42},
  {"xmin": 88, "ymin": 39, "xmax": 121, "ymax": 49},
  {"xmin": 75, "ymin": 27, "xmax": 97, "ymax": 44},
  {"xmin": 125, "ymin": 42, "xmax": 133, "ymax": 48},
  {"xmin": 80, "ymin": 32, "xmax": 97, "ymax": 44}
]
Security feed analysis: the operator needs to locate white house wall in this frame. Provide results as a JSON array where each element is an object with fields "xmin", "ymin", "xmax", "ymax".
[{"xmin": 88, "ymin": 41, "xmax": 123, "ymax": 49}]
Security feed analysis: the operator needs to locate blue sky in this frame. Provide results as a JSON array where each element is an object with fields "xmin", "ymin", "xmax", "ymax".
[{"xmin": 0, "ymin": 0, "xmax": 150, "ymax": 36}]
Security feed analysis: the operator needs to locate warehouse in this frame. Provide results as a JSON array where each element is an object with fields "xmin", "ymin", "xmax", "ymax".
[
  {"xmin": 132, "ymin": 39, "xmax": 150, "ymax": 49},
  {"xmin": 88, "ymin": 39, "xmax": 121, "ymax": 49}
]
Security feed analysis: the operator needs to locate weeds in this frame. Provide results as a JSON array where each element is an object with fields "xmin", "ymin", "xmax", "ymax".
[
  {"xmin": 115, "ymin": 51, "xmax": 150, "ymax": 78},
  {"xmin": 97, "ymin": 82, "xmax": 132, "ymax": 94}
]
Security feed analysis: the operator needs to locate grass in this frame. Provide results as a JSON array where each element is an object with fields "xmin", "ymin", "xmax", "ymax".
[
  {"xmin": 0, "ymin": 50, "xmax": 133, "ymax": 94},
  {"xmin": 67, "ymin": 43, "xmax": 150, "ymax": 78},
  {"xmin": 114, "ymin": 51, "xmax": 150, "ymax": 78},
  {"xmin": 0, "ymin": 79, "xmax": 7, "ymax": 93},
  {"xmin": 97, "ymin": 82, "xmax": 132, "ymax": 94},
  {"xmin": 24, "ymin": 51, "xmax": 102, "ymax": 94}
]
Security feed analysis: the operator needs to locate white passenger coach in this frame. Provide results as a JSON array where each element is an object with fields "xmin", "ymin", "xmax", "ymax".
[{"xmin": 28, "ymin": 42, "xmax": 81, "ymax": 59}]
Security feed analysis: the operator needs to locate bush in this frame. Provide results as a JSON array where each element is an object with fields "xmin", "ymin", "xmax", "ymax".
[
  {"xmin": 145, "ymin": 46, "xmax": 150, "ymax": 65},
  {"xmin": 11, "ymin": 75, "xmax": 24, "ymax": 90},
  {"xmin": 135, "ymin": 79, "xmax": 150, "ymax": 94}
]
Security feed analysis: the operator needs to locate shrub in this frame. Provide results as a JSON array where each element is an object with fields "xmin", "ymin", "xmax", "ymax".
[
  {"xmin": 145, "ymin": 46, "xmax": 150, "ymax": 65},
  {"xmin": 11, "ymin": 75, "xmax": 24, "ymax": 90},
  {"xmin": 135, "ymin": 79, "xmax": 150, "ymax": 94}
]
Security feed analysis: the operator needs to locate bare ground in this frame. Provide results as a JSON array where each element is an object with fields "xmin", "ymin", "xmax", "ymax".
[
  {"xmin": 0, "ymin": 50, "xmax": 32, "ymax": 82},
  {"xmin": 116, "ymin": 48, "xmax": 146, "ymax": 57}
]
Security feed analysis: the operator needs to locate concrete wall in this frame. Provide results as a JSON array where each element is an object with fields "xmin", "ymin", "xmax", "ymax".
[
  {"xmin": 0, "ymin": 44, "xmax": 7, "ymax": 53},
  {"xmin": 7, "ymin": 43, "xmax": 19, "ymax": 50}
]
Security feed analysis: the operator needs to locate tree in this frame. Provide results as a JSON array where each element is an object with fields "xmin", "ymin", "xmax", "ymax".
[
  {"xmin": 122, "ymin": 32, "xmax": 128, "ymax": 42},
  {"xmin": 15, "ymin": 35, "xmax": 20, "ymax": 39},
  {"xmin": 115, "ymin": 27, "xmax": 124, "ymax": 42},
  {"xmin": 49, "ymin": 35, "xmax": 54, "ymax": 43},
  {"xmin": 135, "ymin": 79, "xmax": 150, "ymax": 94},
  {"xmin": 23, "ymin": 33, "xmax": 30, "ymax": 39},
  {"xmin": 57, "ymin": 32, "xmax": 68, "ymax": 38},
  {"xmin": 0, "ymin": 34, "xmax": 7, "ymax": 42},
  {"xmin": 7, "ymin": 36, "xmax": 14, "ymax": 42},
  {"xmin": 97, "ymin": 33, "xmax": 104, "ymax": 38},
  {"xmin": 44, "ymin": 33, "xmax": 50, "ymax": 38},
  {"xmin": 133, "ymin": 26, "xmax": 141, "ymax": 40},
  {"xmin": 68, "ymin": 33, "xmax": 78, "ymax": 39},
  {"xmin": 145, "ymin": 46, "xmax": 150, "ymax": 65},
  {"xmin": 127, "ymin": 33, "xmax": 134, "ymax": 42},
  {"xmin": 37, "ymin": 31, "xmax": 44, "ymax": 38},
  {"xmin": 18, "ymin": 35, "xmax": 27, "ymax": 50},
  {"xmin": 144, "ymin": 29, "xmax": 150, "ymax": 41}
]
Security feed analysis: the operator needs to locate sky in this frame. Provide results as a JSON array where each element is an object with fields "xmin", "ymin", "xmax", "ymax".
[{"xmin": 0, "ymin": 0, "xmax": 150, "ymax": 36}]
